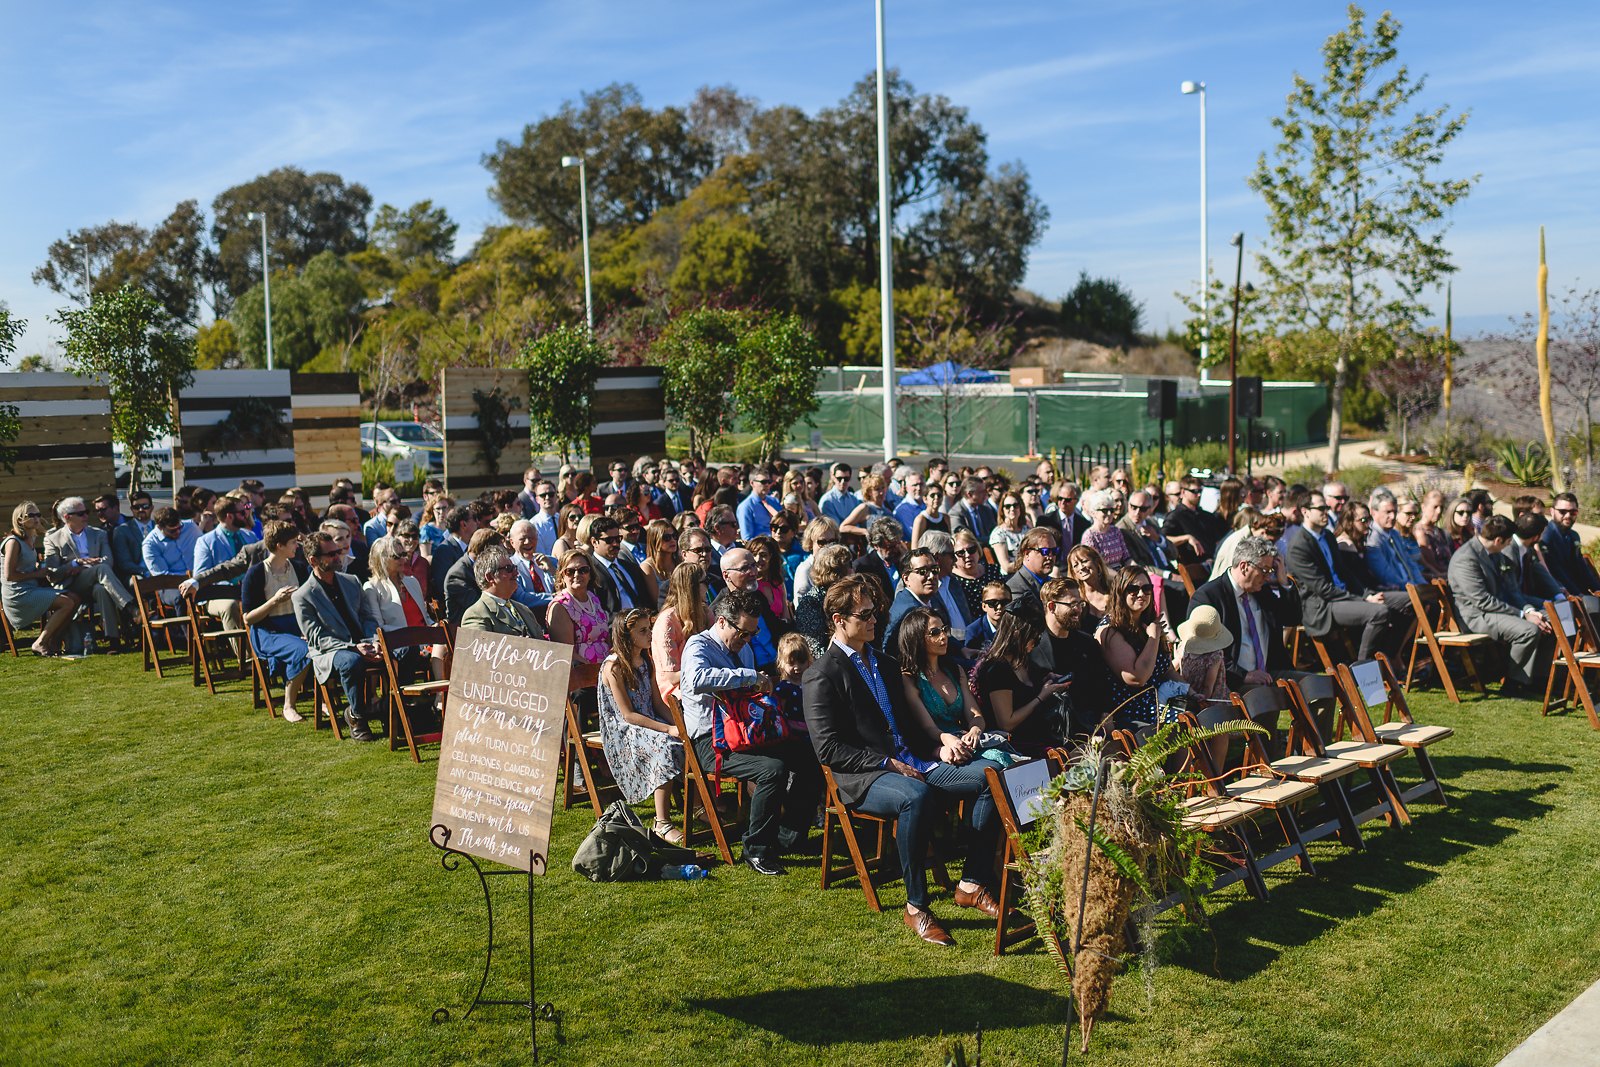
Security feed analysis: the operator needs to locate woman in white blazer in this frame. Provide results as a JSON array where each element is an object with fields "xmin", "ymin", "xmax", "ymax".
[{"xmin": 362, "ymin": 535, "xmax": 449, "ymax": 685}]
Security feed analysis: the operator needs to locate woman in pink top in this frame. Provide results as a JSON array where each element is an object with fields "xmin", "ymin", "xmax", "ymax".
[
  {"xmin": 549, "ymin": 547, "xmax": 610, "ymax": 690},
  {"xmin": 651, "ymin": 562, "xmax": 710, "ymax": 700}
]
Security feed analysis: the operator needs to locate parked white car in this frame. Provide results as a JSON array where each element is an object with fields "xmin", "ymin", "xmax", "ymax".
[
  {"xmin": 113, "ymin": 436, "xmax": 175, "ymax": 488},
  {"xmin": 360, "ymin": 421, "xmax": 443, "ymax": 472}
]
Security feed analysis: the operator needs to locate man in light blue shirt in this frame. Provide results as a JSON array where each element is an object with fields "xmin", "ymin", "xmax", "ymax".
[
  {"xmin": 361, "ymin": 486, "xmax": 399, "ymax": 544},
  {"xmin": 528, "ymin": 480, "xmax": 560, "ymax": 554},
  {"xmin": 680, "ymin": 588, "xmax": 822, "ymax": 876},
  {"xmin": 736, "ymin": 469, "xmax": 779, "ymax": 540},
  {"xmin": 818, "ymin": 463, "xmax": 861, "ymax": 525},
  {"xmin": 193, "ymin": 498, "xmax": 260, "ymax": 579},
  {"xmin": 142, "ymin": 507, "xmax": 200, "ymax": 578},
  {"xmin": 1364, "ymin": 489, "xmax": 1425, "ymax": 590},
  {"xmin": 893, "ymin": 471, "xmax": 925, "ymax": 535}
]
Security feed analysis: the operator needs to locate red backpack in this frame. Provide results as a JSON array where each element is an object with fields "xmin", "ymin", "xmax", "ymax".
[{"xmin": 711, "ymin": 688, "xmax": 791, "ymax": 785}]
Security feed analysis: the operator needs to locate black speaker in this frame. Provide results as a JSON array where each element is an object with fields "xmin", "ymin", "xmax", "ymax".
[
  {"xmin": 1146, "ymin": 379, "xmax": 1177, "ymax": 421},
  {"xmin": 1236, "ymin": 376, "xmax": 1263, "ymax": 420}
]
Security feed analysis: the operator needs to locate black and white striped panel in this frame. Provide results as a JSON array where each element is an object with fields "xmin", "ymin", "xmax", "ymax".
[{"xmin": 177, "ymin": 370, "xmax": 298, "ymax": 493}]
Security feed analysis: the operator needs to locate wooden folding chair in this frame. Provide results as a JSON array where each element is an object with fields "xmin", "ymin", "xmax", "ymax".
[
  {"xmin": 132, "ymin": 574, "xmax": 190, "ymax": 676},
  {"xmin": 819, "ymin": 764, "xmax": 903, "ymax": 912},
  {"xmin": 665, "ymin": 696, "xmax": 739, "ymax": 865},
  {"xmin": 376, "ymin": 626, "xmax": 450, "ymax": 761},
  {"xmin": 313, "ymin": 675, "xmax": 346, "ymax": 740},
  {"xmin": 1543, "ymin": 599, "xmax": 1600, "ymax": 730},
  {"xmin": 1177, "ymin": 561, "xmax": 1208, "ymax": 597},
  {"xmin": 984, "ymin": 759, "xmax": 1052, "ymax": 954},
  {"xmin": 1110, "ymin": 724, "xmax": 1271, "ymax": 903},
  {"xmin": 1230, "ymin": 684, "xmax": 1365, "ymax": 850},
  {"xmin": 1, "ymin": 610, "xmax": 19, "ymax": 656},
  {"xmin": 560, "ymin": 693, "xmax": 619, "ymax": 817},
  {"xmin": 184, "ymin": 584, "xmax": 250, "ymax": 695},
  {"xmin": 1336, "ymin": 655, "xmax": 1453, "ymax": 807},
  {"xmin": 244, "ymin": 624, "xmax": 279, "ymax": 716},
  {"xmin": 1405, "ymin": 580, "xmax": 1491, "ymax": 701},
  {"xmin": 1280, "ymin": 674, "xmax": 1411, "ymax": 830}
]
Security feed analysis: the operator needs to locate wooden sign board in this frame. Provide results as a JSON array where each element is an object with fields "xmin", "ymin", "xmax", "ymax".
[{"xmin": 431, "ymin": 629, "xmax": 572, "ymax": 872}]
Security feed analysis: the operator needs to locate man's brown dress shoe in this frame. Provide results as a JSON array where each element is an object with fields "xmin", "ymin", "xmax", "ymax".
[
  {"xmin": 905, "ymin": 907, "xmax": 955, "ymax": 947},
  {"xmin": 953, "ymin": 884, "xmax": 1002, "ymax": 919}
]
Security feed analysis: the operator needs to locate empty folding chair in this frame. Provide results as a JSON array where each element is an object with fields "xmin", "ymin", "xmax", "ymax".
[
  {"xmin": 1280, "ymin": 674, "xmax": 1411, "ymax": 830},
  {"xmin": 1335, "ymin": 654, "xmax": 1452, "ymax": 807}
]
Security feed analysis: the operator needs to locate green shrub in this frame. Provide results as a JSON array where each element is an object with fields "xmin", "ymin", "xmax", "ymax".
[
  {"xmin": 1336, "ymin": 465, "xmax": 1391, "ymax": 502},
  {"xmin": 1281, "ymin": 463, "xmax": 1326, "ymax": 488},
  {"xmin": 362, "ymin": 455, "xmax": 429, "ymax": 499}
]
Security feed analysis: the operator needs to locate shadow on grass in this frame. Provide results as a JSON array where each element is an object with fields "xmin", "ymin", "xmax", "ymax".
[
  {"xmin": 1165, "ymin": 772, "xmax": 1562, "ymax": 981},
  {"xmin": 689, "ymin": 973, "xmax": 1065, "ymax": 1044}
]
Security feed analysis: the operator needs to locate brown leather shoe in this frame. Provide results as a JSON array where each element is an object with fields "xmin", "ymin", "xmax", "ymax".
[
  {"xmin": 953, "ymin": 884, "xmax": 1001, "ymax": 919},
  {"xmin": 905, "ymin": 907, "xmax": 956, "ymax": 947}
]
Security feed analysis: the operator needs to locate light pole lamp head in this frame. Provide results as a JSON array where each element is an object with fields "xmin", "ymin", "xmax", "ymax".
[
  {"xmin": 1230, "ymin": 232, "xmax": 1244, "ymax": 248},
  {"xmin": 1180, "ymin": 80, "xmax": 1204, "ymax": 95},
  {"xmin": 246, "ymin": 211, "xmax": 260, "ymax": 222},
  {"xmin": 561, "ymin": 155, "xmax": 582, "ymax": 168}
]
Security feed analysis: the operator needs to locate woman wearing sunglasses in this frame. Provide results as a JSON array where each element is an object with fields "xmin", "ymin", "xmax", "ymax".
[
  {"xmin": 1097, "ymin": 564, "xmax": 1181, "ymax": 727},
  {"xmin": 2, "ymin": 501, "xmax": 82, "ymax": 655},
  {"xmin": 549, "ymin": 547, "xmax": 610, "ymax": 691},
  {"xmin": 1080, "ymin": 488, "xmax": 1131, "ymax": 570},
  {"xmin": 989, "ymin": 491, "xmax": 1029, "ymax": 573},
  {"xmin": 948, "ymin": 528, "xmax": 995, "ymax": 618}
]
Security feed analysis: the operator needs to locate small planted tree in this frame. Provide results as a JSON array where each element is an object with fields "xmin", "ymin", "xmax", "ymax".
[
  {"xmin": 655, "ymin": 307, "xmax": 744, "ymax": 462},
  {"xmin": 733, "ymin": 313, "xmax": 824, "ymax": 465},
  {"xmin": 0, "ymin": 304, "xmax": 22, "ymax": 472},
  {"xmin": 520, "ymin": 324, "xmax": 611, "ymax": 463},
  {"xmin": 56, "ymin": 285, "xmax": 195, "ymax": 491},
  {"xmin": 1366, "ymin": 335, "xmax": 1446, "ymax": 455}
]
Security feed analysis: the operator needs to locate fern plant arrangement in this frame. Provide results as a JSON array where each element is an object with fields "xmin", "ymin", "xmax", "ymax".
[{"xmin": 1019, "ymin": 719, "xmax": 1262, "ymax": 1051}]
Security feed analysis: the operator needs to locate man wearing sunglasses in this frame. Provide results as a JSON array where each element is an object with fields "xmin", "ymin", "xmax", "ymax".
[
  {"xmin": 45, "ymin": 495, "xmax": 136, "ymax": 651},
  {"xmin": 99, "ymin": 492, "xmax": 149, "ymax": 587},
  {"xmin": 1004, "ymin": 527, "xmax": 1061, "ymax": 605},
  {"xmin": 884, "ymin": 547, "xmax": 950, "ymax": 652},
  {"xmin": 293, "ymin": 529, "xmax": 384, "ymax": 741},
  {"xmin": 1188, "ymin": 536, "xmax": 1301, "ymax": 691},
  {"xmin": 681, "ymin": 589, "xmax": 822, "ymax": 876},
  {"xmin": 525, "ymin": 480, "xmax": 560, "ymax": 554},
  {"xmin": 1284, "ymin": 491, "xmax": 1396, "ymax": 660},
  {"xmin": 588, "ymin": 516, "xmax": 652, "ymax": 614},
  {"xmin": 1541, "ymin": 492, "xmax": 1600, "ymax": 595},
  {"xmin": 819, "ymin": 463, "xmax": 861, "ymax": 525},
  {"xmin": 737, "ymin": 467, "xmax": 780, "ymax": 540}
]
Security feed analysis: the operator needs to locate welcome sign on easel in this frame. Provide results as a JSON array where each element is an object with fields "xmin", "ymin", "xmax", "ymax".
[{"xmin": 431, "ymin": 630, "xmax": 572, "ymax": 872}]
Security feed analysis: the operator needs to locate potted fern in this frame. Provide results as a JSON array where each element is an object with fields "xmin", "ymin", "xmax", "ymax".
[{"xmin": 1020, "ymin": 719, "xmax": 1262, "ymax": 1051}]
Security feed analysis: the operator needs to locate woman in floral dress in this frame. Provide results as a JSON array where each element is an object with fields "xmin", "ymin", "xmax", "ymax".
[{"xmin": 598, "ymin": 608, "xmax": 685, "ymax": 843}]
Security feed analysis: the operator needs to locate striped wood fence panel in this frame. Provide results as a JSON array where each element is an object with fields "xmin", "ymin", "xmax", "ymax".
[
  {"xmin": 590, "ymin": 366, "xmax": 665, "ymax": 476},
  {"xmin": 291, "ymin": 373, "xmax": 362, "ymax": 506},
  {"xmin": 175, "ymin": 370, "xmax": 296, "ymax": 494},
  {"xmin": 441, "ymin": 367, "xmax": 530, "ymax": 497},
  {"xmin": 0, "ymin": 372, "xmax": 116, "ymax": 509}
]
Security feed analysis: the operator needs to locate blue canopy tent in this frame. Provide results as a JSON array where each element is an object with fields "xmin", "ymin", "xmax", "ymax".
[{"xmin": 898, "ymin": 361, "xmax": 1000, "ymax": 386}]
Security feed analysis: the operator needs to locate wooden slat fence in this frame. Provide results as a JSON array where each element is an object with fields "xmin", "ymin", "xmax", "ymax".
[
  {"xmin": 0, "ymin": 372, "xmax": 117, "ymax": 510},
  {"xmin": 441, "ymin": 368, "xmax": 530, "ymax": 497},
  {"xmin": 291, "ymin": 373, "xmax": 362, "ymax": 507},
  {"xmin": 590, "ymin": 366, "xmax": 666, "ymax": 477},
  {"xmin": 174, "ymin": 370, "xmax": 296, "ymax": 494}
]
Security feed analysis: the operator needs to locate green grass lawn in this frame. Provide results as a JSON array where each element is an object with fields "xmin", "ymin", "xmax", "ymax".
[{"xmin": 3, "ymin": 653, "xmax": 1599, "ymax": 1066}]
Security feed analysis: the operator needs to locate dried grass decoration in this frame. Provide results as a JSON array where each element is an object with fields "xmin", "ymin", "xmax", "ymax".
[{"xmin": 1019, "ymin": 720, "xmax": 1263, "ymax": 1052}]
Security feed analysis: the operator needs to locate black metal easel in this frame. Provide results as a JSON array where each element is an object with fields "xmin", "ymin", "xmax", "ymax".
[{"xmin": 430, "ymin": 823, "xmax": 563, "ymax": 1063}]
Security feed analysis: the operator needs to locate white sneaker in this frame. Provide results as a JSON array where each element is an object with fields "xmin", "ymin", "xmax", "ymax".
[{"xmin": 282, "ymin": 705, "xmax": 305, "ymax": 723}]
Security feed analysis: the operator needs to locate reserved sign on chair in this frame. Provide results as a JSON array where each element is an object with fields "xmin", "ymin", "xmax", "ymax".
[
  {"xmin": 1004, "ymin": 759, "xmax": 1053, "ymax": 827},
  {"xmin": 430, "ymin": 629, "xmax": 573, "ymax": 872},
  {"xmin": 1350, "ymin": 660, "xmax": 1387, "ymax": 709}
]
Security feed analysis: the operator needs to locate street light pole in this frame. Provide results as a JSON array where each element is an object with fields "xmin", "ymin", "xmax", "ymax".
[
  {"xmin": 561, "ymin": 155, "xmax": 595, "ymax": 332},
  {"xmin": 1181, "ymin": 81, "xmax": 1208, "ymax": 379},
  {"xmin": 874, "ymin": 0, "xmax": 897, "ymax": 463},
  {"xmin": 247, "ymin": 212, "xmax": 275, "ymax": 371},
  {"xmin": 1228, "ymin": 232, "xmax": 1244, "ymax": 477}
]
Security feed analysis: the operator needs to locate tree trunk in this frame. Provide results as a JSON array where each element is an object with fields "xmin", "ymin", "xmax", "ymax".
[{"xmin": 1327, "ymin": 341, "xmax": 1348, "ymax": 475}]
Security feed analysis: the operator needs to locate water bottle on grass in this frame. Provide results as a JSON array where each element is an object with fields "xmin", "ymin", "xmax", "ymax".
[{"xmin": 659, "ymin": 864, "xmax": 708, "ymax": 881}]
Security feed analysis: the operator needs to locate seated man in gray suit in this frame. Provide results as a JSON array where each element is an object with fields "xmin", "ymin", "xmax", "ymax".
[
  {"xmin": 1447, "ymin": 514, "xmax": 1554, "ymax": 696},
  {"xmin": 292, "ymin": 530, "xmax": 384, "ymax": 740},
  {"xmin": 44, "ymin": 495, "xmax": 135, "ymax": 651},
  {"xmin": 460, "ymin": 546, "xmax": 547, "ymax": 639}
]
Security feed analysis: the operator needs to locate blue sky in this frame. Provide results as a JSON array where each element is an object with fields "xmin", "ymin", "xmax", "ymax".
[{"xmin": 3, "ymin": 1, "xmax": 1597, "ymax": 359}]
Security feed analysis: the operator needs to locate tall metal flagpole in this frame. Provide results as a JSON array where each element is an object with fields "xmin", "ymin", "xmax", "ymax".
[{"xmin": 875, "ymin": 0, "xmax": 897, "ymax": 462}]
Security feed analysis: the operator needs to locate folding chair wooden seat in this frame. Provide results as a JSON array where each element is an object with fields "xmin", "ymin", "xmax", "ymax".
[
  {"xmin": 1280, "ymin": 674, "xmax": 1411, "ymax": 830},
  {"xmin": 376, "ymin": 626, "xmax": 449, "ymax": 762},
  {"xmin": 1179, "ymin": 704, "xmax": 1319, "ymax": 879},
  {"xmin": 560, "ymin": 692, "xmax": 620, "ymax": 817},
  {"xmin": 1110, "ymin": 724, "xmax": 1271, "ymax": 902},
  {"xmin": 820, "ymin": 764, "xmax": 896, "ymax": 912},
  {"xmin": 184, "ymin": 584, "xmax": 250, "ymax": 695},
  {"xmin": 1543, "ymin": 599, "xmax": 1600, "ymax": 730},
  {"xmin": 1336, "ymin": 655, "xmax": 1452, "ymax": 807},
  {"xmin": 1177, "ymin": 561, "xmax": 1208, "ymax": 597},
  {"xmin": 666, "ymin": 695, "xmax": 740, "ymax": 865},
  {"xmin": 1405, "ymin": 580, "xmax": 1491, "ymax": 701},
  {"xmin": 1230, "ymin": 684, "xmax": 1364, "ymax": 850},
  {"xmin": 132, "ymin": 574, "xmax": 190, "ymax": 676}
]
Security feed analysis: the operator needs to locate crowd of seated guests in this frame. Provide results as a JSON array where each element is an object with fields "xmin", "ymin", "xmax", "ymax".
[{"xmin": 10, "ymin": 453, "xmax": 1600, "ymax": 943}]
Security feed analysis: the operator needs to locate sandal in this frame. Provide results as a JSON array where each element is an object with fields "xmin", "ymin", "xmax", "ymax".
[{"xmin": 652, "ymin": 820, "xmax": 686, "ymax": 846}]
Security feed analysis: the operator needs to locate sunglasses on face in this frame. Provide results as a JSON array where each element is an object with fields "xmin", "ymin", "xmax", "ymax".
[
  {"xmin": 906, "ymin": 566, "xmax": 937, "ymax": 577},
  {"xmin": 926, "ymin": 626, "xmax": 948, "ymax": 638},
  {"xmin": 814, "ymin": 537, "xmax": 838, "ymax": 546},
  {"xmin": 65, "ymin": 510, "xmax": 87, "ymax": 518},
  {"xmin": 983, "ymin": 598, "xmax": 1010, "ymax": 609},
  {"xmin": 1328, "ymin": 494, "xmax": 1349, "ymax": 502},
  {"xmin": 1555, "ymin": 507, "xmax": 1579, "ymax": 516},
  {"xmin": 1127, "ymin": 585, "xmax": 1153, "ymax": 596},
  {"xmin": 954, "ymin": 547, "xmax": 979, "ymax": 557},
  {"xmin": 132, "ymin": 502, "xmax": 152, "ymax": 509},
  {"xmin": 597, "ymin": 534, "xmax": 622, "ymax": 544},
  {"xmin": 835, "ymin": 610, "xmax": 874, "ymax": 623},
  {"xmin": 564, "ymin": 566, "xmax": 592, "ymax": 577},
  {"xmin": 536, "ymin": 490, "xmax": 555, "ymax": 498},
  {"xmin": 494, "ymin": 564, "xmax": 518, "ymax": 575},
  {"xmin": 25, "ymin": 511, "xmax": 41, "ymax": 519},
  {"xmin": 1453, "ymin": 509, "xmax": 1470, "ymax": 516}
]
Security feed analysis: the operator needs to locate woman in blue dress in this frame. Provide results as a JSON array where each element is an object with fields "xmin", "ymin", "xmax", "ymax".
[{"xmin": 241, "ymin": 520, "xmax": 312, "ymax": 722}]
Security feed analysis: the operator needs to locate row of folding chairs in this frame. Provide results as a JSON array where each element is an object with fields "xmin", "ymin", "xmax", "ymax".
[
  {"xmin": 1540, "ymin": 594, "xmax": 1600, "ymax": 730},
  {"xmin": 128, "ymin": 574, "xmax": 453, "ymax": 761}
]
